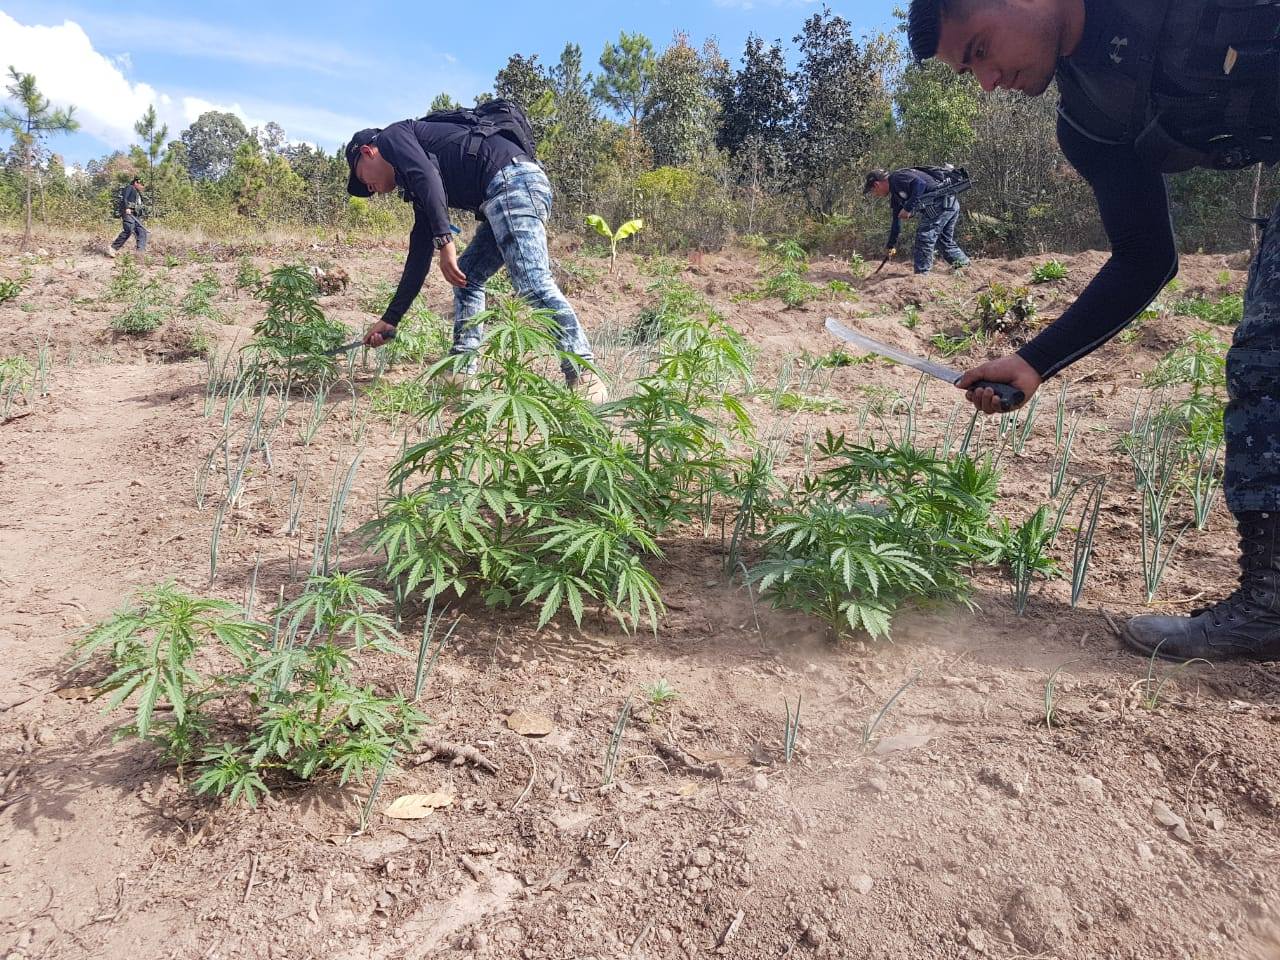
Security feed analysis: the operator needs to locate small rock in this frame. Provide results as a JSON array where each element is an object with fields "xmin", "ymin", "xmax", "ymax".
[
  {"xmin": 749, "ymin": 773, "xmax": 769, "ymax": 792},
  {"xmin": 468, "ymin": 931, "xmax": 489, "ymax": 951},
  {"xmin": 853, "ymin": 874, "xmax": 874, "ymax": 895},
  {"xmin": 690, "ymin": 848, "xmax": 713, "ymax": 868},
  {"xmin": 965, "ymin": 927, "xmax": 987, "ymax": 952},
  {"xmin": 803, "ymin": 921, "xmax": 829, "ymax": 947},
  {"xmin": 865, "ymin": 777, "xmax": 889, "ymax": 794},
  {"xmin": 1136, "ymin": 841, "xmax": 1155, "ymax": 864},
  {"xmin": 1075, "ymin": 775, "xmax": 1105, "ymax": 803},
  {"xmin": 1151, "ymin": 799, "xmax": 1182, "ymax": 828},
  {"xmin": 684, "ymin": 866, "xmax": 702, "ymax": 881}
]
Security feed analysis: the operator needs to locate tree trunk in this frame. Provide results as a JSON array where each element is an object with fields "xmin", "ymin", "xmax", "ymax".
[{"xmin": 21, "ymin": 139, "xmax": 33, "ymax": 250}]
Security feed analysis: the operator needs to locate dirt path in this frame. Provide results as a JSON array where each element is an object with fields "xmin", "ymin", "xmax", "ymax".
[{"xmin": 0, "ymin": 362, "xmax": 196, "ymax": 956}]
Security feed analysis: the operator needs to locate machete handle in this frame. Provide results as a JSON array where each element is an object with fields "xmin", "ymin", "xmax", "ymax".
[{"xmin": 968, "ymin": 380, "xmax": 1025, "ymax": 412}]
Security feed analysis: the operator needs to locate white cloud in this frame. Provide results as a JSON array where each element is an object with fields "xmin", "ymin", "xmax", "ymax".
[
  {"xmin": 0, "ymin": 12, "xmax": 161, "ymax": 146},
  {"xmin": 0, "ymin": 13, "xmax": 366, "ymax": 152}
]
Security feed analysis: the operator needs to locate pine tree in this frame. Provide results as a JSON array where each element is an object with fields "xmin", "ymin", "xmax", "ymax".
[{"xmin": 2, "ymin": 66, "xmax": 78, "ymax": 249}]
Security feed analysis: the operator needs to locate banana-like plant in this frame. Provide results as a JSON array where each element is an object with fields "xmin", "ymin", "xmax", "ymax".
[{"xmin": 585, "ymin": 214, "xmax": 644, "ymax": 274}]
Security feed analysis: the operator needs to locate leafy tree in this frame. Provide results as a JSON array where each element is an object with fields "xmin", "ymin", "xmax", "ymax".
[
  {"xmin": 181, "ymin": 110, "xmax": 249, "ymax": 181},
  {"xmin": 428, "ymin": 92, "xmax": 460, "ymax": 112},
  {"xmin": 543, "ymin": 43, "xmax": 603, "ymax": 225},
  {"xmin": 2, "ymin": 66, "xmax": 78, "ymax": 248},
  {"xmin": 641, "ymin": 34, "xmax": 717, "ymax": 168},
  {"xmin": 789, "ymin": 9, "xmax": 885, "ymax": 214},
  {"xmin": 495, "ymin": 53, "xmax": 554, "ymax": 145},
  {"xmin": 286, "ymin": 142, "xmax": 346, "ymax": 225},
  {"xmin": 594, "ymin": 32, "xmax": 656, "ymax": 127},
  {"xmin": 717, "ymin": 35, "xmax": 792, "ymax": 165},
  {"xmin": 895, "ymin": 61, "xmax": 979, "ymax": 164}
]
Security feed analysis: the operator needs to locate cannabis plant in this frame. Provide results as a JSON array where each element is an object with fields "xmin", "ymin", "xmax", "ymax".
[
  {"xmin": 75, "ymin": 576, "xmax": 423, "ymax": 806},
  {"xmin": 752, "ymin": 435, "xmax": 1002, "ymax": 640},
  {"xmin": 364, "ymin": 299, "xmax": 665, "ymax": 632},
  {"xmin": 247, "ymin": 264, "xmax": 348, "ymax": 383},
  {"xmin": 1030, "ymin": 260, "xmax": 1068, "ymax": 284}
]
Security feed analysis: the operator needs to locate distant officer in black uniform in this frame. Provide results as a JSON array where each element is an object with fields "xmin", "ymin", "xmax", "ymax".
[
  {"xmin": 907, "ymin": 0, "xmax": 1280, "ymax": 662},
  {"xmin": 107, "ymin": 177, "xmax": 147, "ymax": 258},
  {"xmin": 863, "ymin": 167, "xmax": 971, "ymax": 273}
]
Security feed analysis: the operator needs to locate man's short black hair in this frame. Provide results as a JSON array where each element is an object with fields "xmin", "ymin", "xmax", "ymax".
[
  {"xmin": 863, "ymin": 169, "xmax": 890, "ymax": 194},
  {"xmin": 907, "ymin": 0, "xmax": 946, "ymax": 60},
  {"xmin": 131, "ymin": 176, "xmax": 143, "ymax": 185}
]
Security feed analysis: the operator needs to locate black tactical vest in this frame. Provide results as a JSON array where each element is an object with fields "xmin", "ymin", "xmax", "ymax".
[{"xmin": 1056, "ymin": 0, "xmax": 1280, "ymax": 171}]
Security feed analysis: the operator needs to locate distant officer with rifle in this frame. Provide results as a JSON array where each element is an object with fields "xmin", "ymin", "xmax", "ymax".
[
  {"xmin": 907, "ymin": 0, "xmax": 1280, "ymax": 663},
  {"xmin": 106, "ymin": 176, "xmax": 147, "ymax": 258},
  {"xmin": 345, "ymin": 99, "xmax": 606, "ymax": 402},
  {"xmin": 863, "ymin": 165, "xmax": 972, "ymax": 274}
]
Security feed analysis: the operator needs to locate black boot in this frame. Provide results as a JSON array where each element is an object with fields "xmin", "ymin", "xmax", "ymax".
[{"xmin": 1122, "ymin": 510, "xmax": 1280, "ymax": 662}]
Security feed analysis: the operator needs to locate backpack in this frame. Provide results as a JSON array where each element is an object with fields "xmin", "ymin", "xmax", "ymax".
[
  {"xmin": 419, "ymin": 99, "xmax": 538, "ymax": 160},
  {"xmin": 111, "ymin": 186, "xmax": 127, "ymax": 219},
  {"xmin": 911, "ymin": 164, "xmax": 973, "ymax": 202}
]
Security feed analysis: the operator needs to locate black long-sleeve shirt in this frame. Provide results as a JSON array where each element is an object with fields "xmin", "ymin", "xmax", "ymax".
[
  {"xmin": 885, "ymin": 168, "xmax": 936, "ymax": 249},
  {"xmin": 1015, "ymin": 115, "xmax": 1178, "ymax": 378},
  {"xmin": 121, "ymin": 184, "xmax": 143, "ymax": 217},
  {"xmin": 374, "ymin": 119, "xmax": 526, "ymax": 326}
]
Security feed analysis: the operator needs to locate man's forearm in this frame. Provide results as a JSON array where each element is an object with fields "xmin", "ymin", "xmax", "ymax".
[{"xmin": 382, "ymin": 231, "xmax": 434, "ymax": 326}]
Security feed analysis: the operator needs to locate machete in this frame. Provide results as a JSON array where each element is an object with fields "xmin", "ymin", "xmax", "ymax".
[
  {"xmin": 824, "ymin": 317, "xmax": 1024, "ymax": 412},
  {"xmin": 324, "ymin": 329, "xmax": 395, "ymax": 356}
]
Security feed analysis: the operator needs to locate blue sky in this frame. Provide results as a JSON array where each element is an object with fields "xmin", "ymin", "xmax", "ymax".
[{"xmin": 0, "ymin": 1, "xmax": 896, "ymax": 165}]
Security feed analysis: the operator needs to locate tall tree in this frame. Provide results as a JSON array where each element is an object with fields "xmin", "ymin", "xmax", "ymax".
[
  {"xmin": 593, "ymin": 32, "xmax": 655, "ymax": 128},
  {"xmin": 641, "ymin": 34, "xmax": 717, "ymax": 168},
  {"xmin": 428, "ymin": 92, "xmax": 460, "ymax": 112},
  {"xmin": 180, "ymin": 110, "xmax": 249, "ymax": 181},
  {"xmin": 2, "ymin": 66, "xmax": 78, "ymax": 249},
  {"xmin": 133, "ymin": 105, "xmax": 168, "ymax": 176},
  {"xmin": 716, "ymin": 35, "xmax": 792, "ymax": 170},
  {"xmin": 495, "ymin": 53, "xmax": 554, "ymax": 145},
  {"xmin": 893, "ymin": 62, "xmax": 979, "ymax": 164},
  {"xmin": 789, "ymin": 9, "xmax": 884, "ymax": 214},
  {"xmin": 543, "ymin": 43, "xmax": 604, "ymax": 223}
]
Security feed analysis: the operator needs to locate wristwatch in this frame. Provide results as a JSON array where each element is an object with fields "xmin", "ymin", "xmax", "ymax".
[{"xmin": 432, "ymin": 234, "xmax": 454, "ymax": 251}]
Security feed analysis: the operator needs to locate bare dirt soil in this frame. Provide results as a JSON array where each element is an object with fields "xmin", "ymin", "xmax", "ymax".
[{"xmin": 1, "ymin": 229, "xmax": 1278, "ymax": 960}]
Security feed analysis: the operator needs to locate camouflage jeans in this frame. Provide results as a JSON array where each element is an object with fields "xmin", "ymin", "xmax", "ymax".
[{"xmin": 1226, "ymin": 202, "xmax": 1280, "ymax": 512}]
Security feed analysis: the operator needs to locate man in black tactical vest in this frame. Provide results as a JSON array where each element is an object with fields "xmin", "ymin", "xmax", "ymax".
[
  {"xmin": 863, "ymin": 166, "xmax": 972, "ymax": 273},
  {"xmin": 107, "ymin": 177, "xmax": 148, "ymax": 258},
  {"xmin": 906, "ymin": 0, "xmax": 1280, "ymax": 662},
  {"xmin": 346, "ymin": 100, "xmax": 606, "ymax": 402}
]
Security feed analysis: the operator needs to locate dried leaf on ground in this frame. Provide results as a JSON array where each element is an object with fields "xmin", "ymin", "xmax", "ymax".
[{"xmin": 383, "ymin": 792, "xmax": 455, "ymax": 820}]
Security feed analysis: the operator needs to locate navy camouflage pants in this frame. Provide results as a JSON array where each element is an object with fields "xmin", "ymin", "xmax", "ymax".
[
  {"xmin": 111, "ymin": 214, "xmax": 148, "ymax": 252},
  {"xmin": 451, "ymin": 161, "xmax": 593, "ymax": 380},
  {"xmin": 1226, "ymin": 201, "xmax": 1280, "ymax": 513},
  {"xmin": 913, "ymin": 197, "xmax": 969, "ymax": 274}
]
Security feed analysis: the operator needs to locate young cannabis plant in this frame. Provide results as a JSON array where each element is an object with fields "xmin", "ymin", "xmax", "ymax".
[
  {"xmin": 75, "ymin": 576, "xmax": 423, "ymax": 806},
  {"xmin": 1030, "ymin": 260, "xmax": 1069, "ymax": 284},
  {"xmin": 1000, "ymin": 505, "xmax": 1060, "ymax": 615},
  {"xmin": 110, "ymin": 277, "xmax": 171, "ymax": 335},
  {"xmin": 364, "ymin": 298, "xmax": 666, "ymax": 633},
  {"xmin": 247, "ymin": 264, "xmax": 348, "ymax": 384},
  {"xmin": 586, "ymin": 214, "xmax": 644, "ymax": 274},
  {"xmin": 752, "ymin": 435, "xmax": 1002, "ymax": 640}
]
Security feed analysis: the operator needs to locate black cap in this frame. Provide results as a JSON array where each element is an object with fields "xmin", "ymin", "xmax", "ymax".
[
  {"xmin": 862, "ymin": 169, "xmax": 889, "ymax": 194},
  {"xmin": 345, "ymin": 128, "xmax": 381, "ymax": 197}
]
